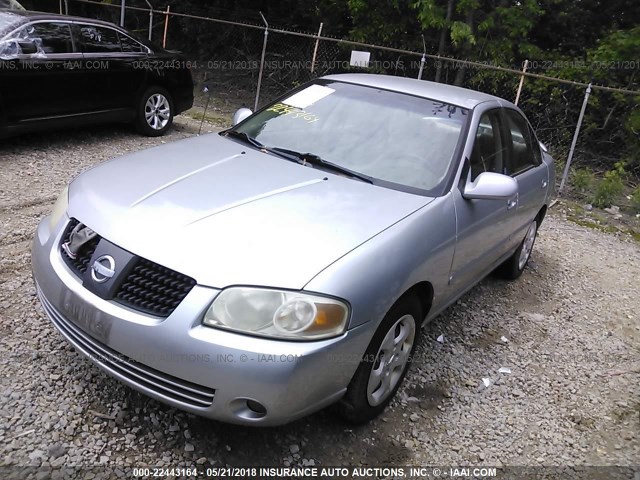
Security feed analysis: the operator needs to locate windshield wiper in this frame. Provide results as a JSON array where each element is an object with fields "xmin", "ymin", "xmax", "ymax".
[
  {"xmin": 223, "ymin": 129, "xmax": 265, "ymax": 149},
  {"xmin": 269, "ymin": 147, "xmax": 374, "ymax": 184}
]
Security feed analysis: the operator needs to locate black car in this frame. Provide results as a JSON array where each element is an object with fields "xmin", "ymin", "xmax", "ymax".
[{"xmin": 0, "ymin": 9, "xmax": 194, "ymax": 137}]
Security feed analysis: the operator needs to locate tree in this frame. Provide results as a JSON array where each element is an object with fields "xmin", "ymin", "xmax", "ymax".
[{"xmin": 412, "ymin": 0, "xmax": 543, "ymax": 84}]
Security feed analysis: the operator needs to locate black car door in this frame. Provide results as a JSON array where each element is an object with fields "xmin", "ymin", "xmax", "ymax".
[
  {"xmin": 0, "ymin": 21, "xmax": 85, "ymax": 124},
  {"xmin": 71, "ymin": 23, "xmax": 148, "ymax": 113}
]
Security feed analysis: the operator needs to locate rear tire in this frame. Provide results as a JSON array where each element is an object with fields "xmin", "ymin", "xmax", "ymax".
[
  {"xmin": 336, "ymin": 295, "xmax": 421, "ymax": 424},
  {"xmin": 135, "ymin": 86, "xmax": 174, "ymax": 137},
  {"xmin": 498, "ymin": 219, "xmax": 538, "ymax": 280}
]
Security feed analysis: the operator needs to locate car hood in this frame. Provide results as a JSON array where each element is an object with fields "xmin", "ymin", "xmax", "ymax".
[{"xmin": 68, "ymin": 134, "xmax": 433, "ymax": 289}]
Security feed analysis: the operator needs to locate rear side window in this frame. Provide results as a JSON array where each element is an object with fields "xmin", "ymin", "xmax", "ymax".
[
  {"xmin": 529, "ymin": 125, "xmax": 543, "ymax": 165},
  {"xmin": 504, "ymin": 109, "xmax": 539, "ymax": 175},
  {"xmin": 18, "ymin": 22, "xmax": 73, "ymax": 54},
  {"xmin": 118, "ymin": 32, "xmax": 145, "ymax": 53},
  {"xmin": 469, "ymin": 110, "xmax": 508, "ymax": 181},
  {"xmin": 76, "ymin": 25, "xmax": 121, "ymax": 53}
]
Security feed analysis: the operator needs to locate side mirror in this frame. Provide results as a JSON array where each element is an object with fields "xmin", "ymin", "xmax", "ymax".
[
  {"xmin": 232, "ymin": 108, "xmax": 253, "ymax": 126},
  {"xmin": 463, "ymin": 172, "xmax": 518, "ymax": 200},
  {"xmin": 18, "ymin": 40, "xmax": 38, "ymax": 55},
  {"xmin": 539, "ymin": 141, "xmax": 548, "ymax": 153}
]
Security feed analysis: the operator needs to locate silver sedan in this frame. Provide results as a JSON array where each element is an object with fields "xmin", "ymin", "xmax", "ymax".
[{"xmin": 32, "ymin": 74, "xmax": 554, "ymax": 425}]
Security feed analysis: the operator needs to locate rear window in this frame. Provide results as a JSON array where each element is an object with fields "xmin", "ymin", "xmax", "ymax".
[{"xmin": 76, "ymin": 24, "xmax": 121, "ymax": 53}]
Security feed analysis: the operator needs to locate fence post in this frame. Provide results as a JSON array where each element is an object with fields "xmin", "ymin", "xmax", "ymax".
[
  {"xmin": 417, "ymin": 35, "xmax": 426, "ymax": 80},
  {"xmin": 559, "ymin": 83, "xmax": 592, "ymax": 194},
  {"xmin": 254, "ymin": 12, "xmax": 269, "ymax": 111},
  {"xmin": 162, "ymin": 6, "xmax": 170, "ymax": 49},
  {"xmin": 63, "ymin": 0, "xmax": 68, "ymax": 14},
  {"xmin": 149, "ymin": 9, "xmax": 153, "ymax": 41},
  {"xmin": 514, "ymin": 59, "xmax": 529, "ymax": 105},
  {"xmin": 310, "ymin": 22, "xmax": 323, "ymax": 74},
  {"xmin": 120, "ymin": 0, "xmax": 126, "ymax": 27},
  {"xmin": 143, "ymin": 0, "xmax": 153, "ymax": 41}
]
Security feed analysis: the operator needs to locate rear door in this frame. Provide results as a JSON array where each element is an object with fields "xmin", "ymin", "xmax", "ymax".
[
  {"xmin": 450, "ymin": 108, "xmax": 516, "ymax": 290},
  {"xmin": 72, "ymin": 23, "xmax": 147, "ymax": 112},
  {"xmin": 502, "ymin": 108, "xmax": 548, "ymax": 245},
  {"xmin": 1, "ymin": 21, "xmax": 84, "ymax": 123}
]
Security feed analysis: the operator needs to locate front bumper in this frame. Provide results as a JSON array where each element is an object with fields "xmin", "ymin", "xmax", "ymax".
[{"xmin": 32, "ymin": 215, "xmax": 371, "ymax": 426}]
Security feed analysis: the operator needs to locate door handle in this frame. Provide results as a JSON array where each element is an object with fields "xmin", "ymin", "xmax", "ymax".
[{"xmin": 542, "ymin": 180, "xmax": 548, "ymax": 189}]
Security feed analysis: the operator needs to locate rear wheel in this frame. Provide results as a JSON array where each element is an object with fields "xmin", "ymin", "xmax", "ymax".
[
  {"xmin": 136, "ymin": 87, "xmax": 173, "ymax": 136},
  {"xmin": 337, "ymin": 295, "xmax": 421, "ymax": 424},
  {"xmin": 498, "ymin": 219, "xmax": 538, "ymax": 280}
]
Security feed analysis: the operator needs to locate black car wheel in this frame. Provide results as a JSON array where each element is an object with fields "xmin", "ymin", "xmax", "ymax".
[
  {"xmin": 336, "ymin": 295, "xmax": 421, "ymax": 424},
  {"xmin": 498, "ymin": 219, "xmax": 538, "ymax": 280},
  {"xmin": 136, "ymin": 87, "xmax": 174, "ymax": 136}
]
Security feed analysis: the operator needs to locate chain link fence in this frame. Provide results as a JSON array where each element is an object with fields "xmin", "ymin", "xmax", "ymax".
[{"xmin": 38, "ymin": 0, "xmax": 640, "ymax": 190}]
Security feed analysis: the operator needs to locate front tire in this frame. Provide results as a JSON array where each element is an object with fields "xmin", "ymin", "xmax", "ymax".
[
  {"xmin": 136, "ymin": 87, "xmax": 174, "ymax": 137},
  {"xmin": 337, "ymin": 295, "xmax": 421, "ymax": 424},
  {"xmin": 498, "ymin": 219, "xmax": 538, "ymax": 280}
]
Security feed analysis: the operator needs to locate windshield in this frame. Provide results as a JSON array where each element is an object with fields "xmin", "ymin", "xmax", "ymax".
[
  {"xmin": 0, "ymin": 11, "xmax": 23, "ymax": 38},
  {"xmin": 234, "ymin": 80, "xmax": 468, "ymax": 193}
]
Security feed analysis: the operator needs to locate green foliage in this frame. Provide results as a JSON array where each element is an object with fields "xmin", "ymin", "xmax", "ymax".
[
  {"xmin": 450, "ymin": 21, "xmax": 475, "ymax": 46},
  {"xmin": 631, "ymin": 187, "xmax": 640, "ymax": 213},
  {"xmin": 410, "ymin": 0, "xmax": 543, "ymax": 65},
  {"xmin": 571, "ymin": 168, "xmax": 595, "ymax": 195},
  {"xmin": 592, "ymin": 162, "xmax": 626, "ymax": 208}
]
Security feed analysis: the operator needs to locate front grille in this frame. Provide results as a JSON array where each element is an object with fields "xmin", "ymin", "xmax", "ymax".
[
  {"xmin": 115, "ymin": 258, "xmax": 196, "ymax": 317},
  {"xmin": 60, "ymin": 219, "xmax": 99, "ymax": 274},
  {"xmin": 37, "ymin": 285, "xmax": 216, "ymax": 408},
  {"xmin": 60, "ymin": 219, "xmax": 196, "ymax": 317}
]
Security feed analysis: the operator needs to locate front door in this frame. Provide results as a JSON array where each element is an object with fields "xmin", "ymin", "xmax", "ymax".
[
  {"xmin": 0, "ymin": 21, "xmax": 85, "ymax": 124},
  {"xmin": 449, "ymin": 108, "xmax": 517, "ymax": 291}
]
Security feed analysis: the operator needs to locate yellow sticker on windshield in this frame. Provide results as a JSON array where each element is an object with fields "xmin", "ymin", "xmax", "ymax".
[{"xmin": 266, "ymin": 103, "xmax": 320, "ymax": 123}]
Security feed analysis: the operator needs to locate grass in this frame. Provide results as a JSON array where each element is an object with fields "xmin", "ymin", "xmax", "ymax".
[{"xmin": 563, "ymin": 199, "xmax": 640, "ymax": 243}]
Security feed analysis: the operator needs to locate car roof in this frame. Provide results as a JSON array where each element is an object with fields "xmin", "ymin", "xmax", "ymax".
[
  {"xmin": 0, "ymin": 8, "xmax": 124, "ymax": 30},
  {"xmin": 0, "ymin": 8, "xmax": 161, "ymax": 50},
  {"xmin": 321, "ymin": 73, "xmax": 507, "ymax": 109}
]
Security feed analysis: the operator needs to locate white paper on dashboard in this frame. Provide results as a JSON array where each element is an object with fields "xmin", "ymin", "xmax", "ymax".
[{"xmin": 282, "ymin": 84, "xmax": 335, "ymax": 109}]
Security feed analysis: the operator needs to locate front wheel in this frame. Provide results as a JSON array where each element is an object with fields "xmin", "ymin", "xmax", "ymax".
[
  {"xmin": 498, "ymin": 219, "xmax": 538, "ymax": 280},
  {"xmin": 336, "ymin": 295, "xmax": 421, "ymax": 424},
  {"xmin": 136, "ymin": 87, "xmax": 174, "ymax": 137}
]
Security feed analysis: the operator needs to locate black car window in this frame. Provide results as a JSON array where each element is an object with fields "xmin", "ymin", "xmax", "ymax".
[
  {"xmin": 17, "ymin": 22, "xmax": 73, "ymax": 54},
  {"xmin": 118, "ymin": 32, "xmax": 145, "ymax": 53},
  {"xmin": 76, "ymin": 25, "xmax": 121, "ymax": 53},
  {"xmin": 469, "ymin": 110, "xmax": 507, "ymax": 181},
  {"xmin": 505, "ymin": 109, "xmax": 538, "ymax": 175}
]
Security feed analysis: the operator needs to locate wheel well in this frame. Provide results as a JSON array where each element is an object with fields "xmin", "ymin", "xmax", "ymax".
[
  {"xmin": 400, "ymin": 281, "xmax": 434, "ymax": 321},
  {"xmin": 537, "ymin": 205, "xmax": 548, "ymax": 226}
]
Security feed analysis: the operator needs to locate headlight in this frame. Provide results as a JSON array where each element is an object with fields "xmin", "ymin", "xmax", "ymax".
[
  {"xmin": 49, "ymin": 186, "xmax": 69, "ymax": 229},
  {"xmin": 203, "ymin": 287, "xmax": 349, "ymax": 340}
]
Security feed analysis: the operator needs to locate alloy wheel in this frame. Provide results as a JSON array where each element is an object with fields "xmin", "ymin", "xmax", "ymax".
[{"xmin": 367, "ymin": 314, "xmax": 416, "ymax": 407}]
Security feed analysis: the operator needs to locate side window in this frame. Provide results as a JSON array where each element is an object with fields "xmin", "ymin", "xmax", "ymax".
[
  {"xmin": 529, "ymin": 125, "xmax": 543, "ymax": 165},
  {"xmin": 118, "ymin": 33, "xmax": 145, "ymax": 53},
  {"xmin": 505, "ymin": 109, "xmax": 538, "ymax": 175},
  {"xmin": 76, "ymin": 25, "xmax": 121, "ymax": 53},
  {"xmin": 469, "ymin": 110, "xmax": 507, "ymax": 181},
  {"xmin": 17, "ymin": 22, "xmax": 73, "ymax": 54}
]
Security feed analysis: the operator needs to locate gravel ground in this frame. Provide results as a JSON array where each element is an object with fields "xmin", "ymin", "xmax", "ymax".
[{"xmin": 1, "ymin": 120, "xmax": 638, "ymax": 476}]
